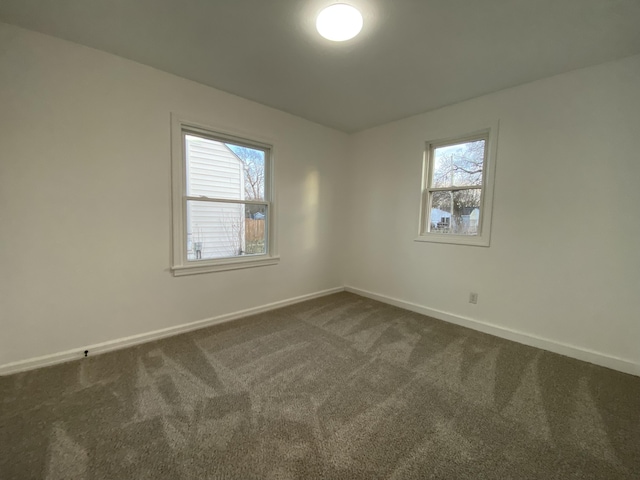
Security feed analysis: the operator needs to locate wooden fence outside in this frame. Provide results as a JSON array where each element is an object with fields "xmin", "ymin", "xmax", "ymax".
[{"xmin": 245, "ymin": 219, "xmax": 265, "ymax": 242}]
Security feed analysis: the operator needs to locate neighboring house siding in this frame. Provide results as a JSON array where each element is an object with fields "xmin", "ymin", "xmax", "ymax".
[
  {"xmin": 430, "ymin": 208, "xmax": 451, "ymax": 227},
  {"xmin": 430, "ymin": 206, "xmax": 480, "ymax": 234},
  {"xmin": 185, "ymin": 136, "xmax": 245, "ymax": 260}
]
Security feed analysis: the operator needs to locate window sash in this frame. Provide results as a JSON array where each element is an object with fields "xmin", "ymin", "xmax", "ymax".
[
  {"xmin": 185, "ymin": 195, "xmax": 269, "ymax": 206},
  {"xmin": 183, "ymin": 199, "xmax": 270, "ymax": 251},
  {"xmin": 425, "ymin": 186, "xmax": 482, "ymax": 193},
  {"xmin": 181, "ymin": 132, "xmax": 271, "ymax": 262},
  {"xmin": 185, "ymin": 200, "xmax": 269, "ymax": 260},
  {"xmin": 426, "ymin": 133, "xmax": 488, "ymax": 190},
  {"xmin": 182, "ymin": 130, "xmax": 272, "ymax": 204}
]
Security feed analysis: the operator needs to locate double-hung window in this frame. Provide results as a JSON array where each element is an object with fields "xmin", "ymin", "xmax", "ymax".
[
  {"xmin": 171, "ymin": 115, "xmax": 278, "ymax": 275},
  {"xmin": 417, "ymin": 124, "xmax": 498, "ymax": 246}
]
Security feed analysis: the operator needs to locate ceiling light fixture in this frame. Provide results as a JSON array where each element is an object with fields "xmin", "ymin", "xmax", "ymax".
[{"xmin": 316, "ymin": 4, "xmax": 363, "ymax": 42}]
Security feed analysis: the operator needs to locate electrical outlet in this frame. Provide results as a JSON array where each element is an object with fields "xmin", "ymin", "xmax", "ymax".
[{"xmin": 469, "ymin": 292, "xmax": 478, "ymax": 304}]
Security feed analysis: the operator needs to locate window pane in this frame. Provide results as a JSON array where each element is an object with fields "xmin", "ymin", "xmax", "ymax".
[
  {"xmin": 432, "ymin": 139, "xmax": 485, "ymax": 188},
  {"xmin": 244, "ymin": 204, "xmax": 268, "ymax": 255},
  {"xmin": 187, "ymin": 201, "xmax": 267, "ymax": 261},
  {"xmin": 226, "ymin": 143, "xmax": 266, "ymax": 201},
  {"xmin": 429, "ymin": 189, "xmax": 482, "ymax": 235},
  {"xmin": 185, "ymin": 135, "xmax": 265, "ymax": 201}
]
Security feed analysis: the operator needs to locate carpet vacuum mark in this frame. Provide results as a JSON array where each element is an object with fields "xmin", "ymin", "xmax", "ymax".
[{"xmin": 1, "ymin": 293, "xmax": 639, "ymax": 479}]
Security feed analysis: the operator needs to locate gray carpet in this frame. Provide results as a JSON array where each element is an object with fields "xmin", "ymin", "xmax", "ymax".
[{"xmin": 1, "ymin": 292, "xmax": 639, "ymax": 479}]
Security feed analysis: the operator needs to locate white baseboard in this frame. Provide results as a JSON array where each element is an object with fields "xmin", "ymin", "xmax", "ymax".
[
  {"xmin": 345, "ymin": 286, "xmax": 640, "ymax": 377},
  {"xmin": 4, "ymin": 285, "xmax": 638, "ymax": 377},
  {"xmin": 0, "ymin": 287, "xmax": 345, "ymax": 376}
]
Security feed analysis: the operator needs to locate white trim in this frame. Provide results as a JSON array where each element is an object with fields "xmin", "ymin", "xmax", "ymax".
[
  {"xmin": 413, "ymin": 234, "xmax": 490, "ymax": 247},
  {"xmin": 172, "ymin": 255, "xmax": 280, "ymax": 275},
  {"xmin": 0, "ymin": 287, "xmax": 344, "ymax": 376},
  {"xmin": 344, "ymin": 286, "xmax": 640, "ymax": 377},
  {"xmin": 4, "ymin": 285, "xmax": 637, "ymax": 378},
  {"xmin": 417, "ymin": 121, "xmax": 499, "ymax": 247},
  {"xmin": 170, "ymin": 113, "xmax": 279, "ymax": 276}
]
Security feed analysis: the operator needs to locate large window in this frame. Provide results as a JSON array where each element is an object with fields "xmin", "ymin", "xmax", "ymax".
[
  {"xmin": 417, "ymin": 125, "xmax": 498, "ymax": 246},
  {"xmin": 171, "ymin": 115, "xmax": 278, "ymax": 275}
]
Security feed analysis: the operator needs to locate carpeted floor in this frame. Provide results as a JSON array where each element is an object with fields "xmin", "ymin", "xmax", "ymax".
[{"xmin": 1, "ymin": 292, "xmax": 639, "ymax": 479}]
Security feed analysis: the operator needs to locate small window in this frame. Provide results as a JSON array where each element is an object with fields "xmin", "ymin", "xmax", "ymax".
[
  {"xmin": 417, "ymin": 125, "xmax": 498, "ymax": 246},
  {"xmin": 171, "ymin": 115, "xmax": 278, "ymax": 275}
]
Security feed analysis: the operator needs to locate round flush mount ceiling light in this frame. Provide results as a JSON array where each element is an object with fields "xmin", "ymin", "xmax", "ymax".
[{"xmin": 316, "ymin": 4, "xmax": 363, "ymax": 41}]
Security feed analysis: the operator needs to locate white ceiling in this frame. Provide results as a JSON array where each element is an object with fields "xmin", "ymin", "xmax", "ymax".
[{"xmin": 1, "ymin": 0, "xmax": 639, "ymax": 132}]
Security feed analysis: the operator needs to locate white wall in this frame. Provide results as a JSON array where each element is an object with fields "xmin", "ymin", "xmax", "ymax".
[
  {"xmin": 345, "ymin": 54, "xmax": 640, "ymax": 369},
  {"xmin": 0, "ymin": 23, "xmax": 348, "ymax": 367},
  {"xmin": 2, "ymin": 21, "xmax": 639, "ymax": 374}
]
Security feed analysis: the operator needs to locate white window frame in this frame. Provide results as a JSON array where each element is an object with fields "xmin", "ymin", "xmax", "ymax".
[
  {"xmin": 416, "ymin": 122, "xmax": 498, "ymax": 247},
  {"xmin": 170, "ymin": 114, "xmax": 279, "ymax": 276}
]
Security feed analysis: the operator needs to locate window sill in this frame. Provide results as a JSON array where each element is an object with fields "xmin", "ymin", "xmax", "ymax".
[
  {"xmin": 414, "ymin": 235, "xmax": 490, "ymax": 247},
  {"xmin": 172, "ymin": 255, "xmax": 280, "ymax": 276}
]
